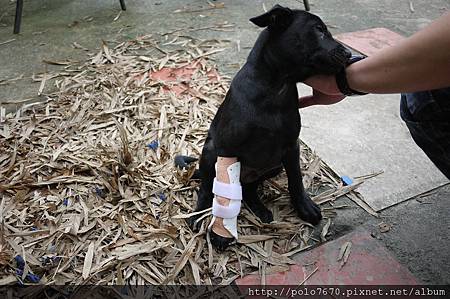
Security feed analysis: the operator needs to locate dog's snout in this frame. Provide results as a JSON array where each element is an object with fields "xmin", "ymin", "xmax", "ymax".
[
  {"xmin": 329, "ymin": 45, "xmax": 352, "ymax": 65},
  {"xmin": 343, "ymin": 47, "xmax": 352, "ymax": 59}
]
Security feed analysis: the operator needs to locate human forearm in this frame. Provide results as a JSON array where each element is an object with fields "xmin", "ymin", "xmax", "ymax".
[{"xmin": 347, "ymin": 11, "xmax": 450, "ymax": 94}]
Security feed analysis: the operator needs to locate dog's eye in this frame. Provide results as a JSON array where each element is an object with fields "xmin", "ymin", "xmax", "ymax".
[
  {"xmin": 315, "ymin": 25, "xmax": 326, "ymax": 39},
  {"xmin": 316, "ymin": 25, "xmax": 325, "ymax": 33}
]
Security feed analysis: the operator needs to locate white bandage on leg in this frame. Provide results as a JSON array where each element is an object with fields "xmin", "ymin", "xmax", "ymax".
[{"xmin": 208, "ymin": 161, "xmax": 242, "ymax": 240}]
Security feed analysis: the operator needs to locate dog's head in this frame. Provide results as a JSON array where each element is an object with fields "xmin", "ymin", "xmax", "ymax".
[{"xmin": 250, "ymin": 5, "xmax": 351, "ymax": 81}]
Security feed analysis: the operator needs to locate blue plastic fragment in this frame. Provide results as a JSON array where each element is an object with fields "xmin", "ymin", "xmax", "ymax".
[
  {"xmin": 158, "ymin": 193, "xmax": 167, "ymax": 201},
  {"xmin": 15, "ymin": 255, "xmax": 25, "ymax": 270},
  {"xmin": 16, "ymin": 270, "xmax": 41, "ymax": 283},
  {"xmin": 26, "ymin": 273, "xmax": 41, "ymax": 283},
  {"xmin": 40, "ymin": 256, "xmax": 51, "ymax": 266},
  {"xmin": 147, "ymin": 140, "xmax": 159, "ymax": 150},
  {"xmin": 63, "ymin": 198, "xmax": 69, "ymax": 206},
  {"xmin": 95, "ymin": 186, "xmax": 106, "ymax": 198},
  {"xmin": 341, "ymin": 175, "xmax": 353, "ymax": 186},
  {"xmin": 40, "ymin": 255, "xmax": 57, "ymax": 265},
  {"xmin": 31, "ymin": 227, "xmax": 37, "ymax": 231},
  {"xmin": 15, "ymin": 255, "xmax": 41, "ymax": 283}
]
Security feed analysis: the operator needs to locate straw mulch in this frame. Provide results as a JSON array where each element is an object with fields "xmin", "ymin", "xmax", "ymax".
[{"xmin": 0, "ymin": 32, "xmax": 368, "ymax": 287}]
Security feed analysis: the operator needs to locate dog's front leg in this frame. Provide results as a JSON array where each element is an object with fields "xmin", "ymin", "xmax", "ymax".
[
  {"xmin": 242, "ymin": 181, "xmax": 274, "ymax": 223},
  {"xmin": 282, "ymin": 142, "xmax": 322, "ymax": 225},
  {"xmin": 207, "ymin": 157, "xmax": 241, "ymax": 251}
]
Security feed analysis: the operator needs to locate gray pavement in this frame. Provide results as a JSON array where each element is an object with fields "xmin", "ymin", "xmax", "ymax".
[
  {"xmin": 298, "ymin": 86, "xmax": 449, "ymax": 211},
  {"xmin": 0, "ymin": 0, "xmax": 449, "ymax": 284}
]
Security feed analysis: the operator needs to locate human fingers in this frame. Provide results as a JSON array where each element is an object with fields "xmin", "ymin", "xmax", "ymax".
[
  {"xmin": 298, "ymin": 91, "xmax": 346, "ymax": 108},
  {"xmin": 303, "ymin": 75, "xmax": 343, "ymax": 96}
]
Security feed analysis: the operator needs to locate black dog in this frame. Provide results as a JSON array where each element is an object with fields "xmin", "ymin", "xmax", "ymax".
[{"xmin": 177, "ymin": 5, "xmax": 351, "ymax": 250}]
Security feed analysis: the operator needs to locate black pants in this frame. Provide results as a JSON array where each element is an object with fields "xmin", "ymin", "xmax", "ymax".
[{"xmin": 400, "ymin": 87, "xmax": 450, "ymax": 179}]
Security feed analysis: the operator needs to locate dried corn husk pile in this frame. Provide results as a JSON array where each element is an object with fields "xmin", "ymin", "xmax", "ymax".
[{"xmin": 0, "ymin": 33, "xmax": 367, "ymax": 287}]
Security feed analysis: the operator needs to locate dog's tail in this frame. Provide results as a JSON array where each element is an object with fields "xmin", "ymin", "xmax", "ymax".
[{"xmin": 174, "ymin": 155, "xmax": 200, "ymax": 180}]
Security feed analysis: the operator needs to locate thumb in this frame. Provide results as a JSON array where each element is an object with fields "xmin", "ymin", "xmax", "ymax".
[{"xmin": 304, "ymin": 75, "xmax": 342, "ymax": 96}]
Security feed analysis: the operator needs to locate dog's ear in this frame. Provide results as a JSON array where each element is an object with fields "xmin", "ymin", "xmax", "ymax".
[{"xmin": 249, "ymin": 4, "xmax": 293, "ymax": 30}]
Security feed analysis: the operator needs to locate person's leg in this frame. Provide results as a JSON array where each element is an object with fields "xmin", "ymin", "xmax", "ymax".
[{"xmin": 400, "ymin": 88, "xmax": 450, "ymax": 179}]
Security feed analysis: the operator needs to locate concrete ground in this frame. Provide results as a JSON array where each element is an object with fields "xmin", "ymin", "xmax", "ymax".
[{"xmin": 1, "ymin": 0, "xmax": 449, "ymax": 285}]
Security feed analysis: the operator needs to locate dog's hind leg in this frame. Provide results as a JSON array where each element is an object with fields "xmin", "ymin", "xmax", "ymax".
[
  {"xmin": 282, "ymin": 141, "xmax": 322, "ymax": 225},
  {"xmin": 187, "ymin": 138, "xmax": 216, "ymax": 231},
  {"xmin": 242, "ymin": 181, "xmax": 273, "ymax": 223}
]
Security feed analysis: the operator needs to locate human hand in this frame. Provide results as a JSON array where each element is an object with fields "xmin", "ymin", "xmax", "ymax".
[{"xmin": 298, "ymin": 75, "xmax": 347, "ymax": 108}]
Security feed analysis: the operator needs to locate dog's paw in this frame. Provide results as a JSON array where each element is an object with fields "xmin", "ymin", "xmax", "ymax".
[
  {"xmin": 293, "ymin": 195, "xmax": 322, "ymax": 225},
  {"xmin": 174, "ymin": 155, "xmax": 198, "ymax": 169},
  {"xmin": 252, "ymin": 207, "xmax": 274, "ymax": 224},
  {"xmin": 187, "ymin": 214, "xmax": 203, "ymax": 232},
  {"xmin": 209, "ymin": 230, "xmax": 235, "ymax": 251}
]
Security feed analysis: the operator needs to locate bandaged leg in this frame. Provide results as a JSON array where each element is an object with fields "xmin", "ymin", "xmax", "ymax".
[{"xmin": 208, "ymin": 160, "xmax": 242, "ymax": 240}]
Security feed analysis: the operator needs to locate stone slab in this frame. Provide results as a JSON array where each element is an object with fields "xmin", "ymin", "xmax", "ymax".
[
  {"xmin": 236, "ymin": 228, "xmax": 419, "ymax": 285},
  {"xmin": 336, "ymin": 28, "xmax": 405, "ymax": 56}
]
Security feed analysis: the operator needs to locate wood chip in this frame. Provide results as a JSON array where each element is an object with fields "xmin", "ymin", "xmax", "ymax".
[
  {"xmin": 82, "ymin": 242, "xmax": 95, "ymax": 279},
  {"xmin": 337, "ymin": 241, "xmax": 352, "ymax": 269},
  {"xmin": 0, "ymin": 39, "xmax": 16, "ymax": 46},
  {"xmin": 378, "ymin": 222, "xmax": 391, "ymax": 233},
  {"xmin": 320, "ymin": 218, "xmax": 331, "ymax": 242},
  {"xmin": 299, "ymin": 267, "xmax": 318, "ymax": 285}
]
